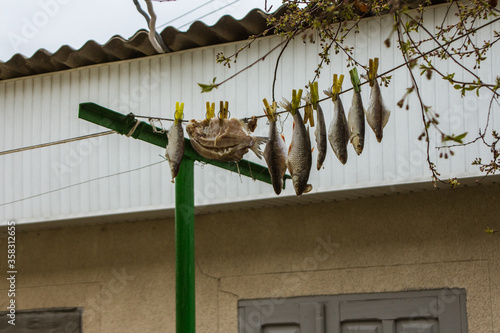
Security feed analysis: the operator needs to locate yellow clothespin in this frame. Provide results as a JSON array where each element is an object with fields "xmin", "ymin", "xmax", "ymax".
[
  {"xmin": 368, "ymin": 57, "xmax": 379, "ymax": 87},
  {"xmin": 330, "ymin": 74, "xmax": 345, "ymax": 101},
  {"xmin": 291, "ymin": 89, "xmax": 303, "ymax": 115},
  {"xmin": 219, "ymin": 101, "xmax": 229, "ymax": 119},
  {"xmin": 309, "ymin": 81, "xmax": 319, "ymax": 110},
  {"xmin": 206, "ymin": 102, "xmax": 215, "ymax": 120},
  {"xmin": 174, "ymin": 102, "xmax": 184, "ymax": 125},
  {"xmin": 263, "ymin": 98, "xmax": 277, "ymax": 121},
  {"xmin": 303, "ymin": 101, "xmax": 315, "ymax": 127}
]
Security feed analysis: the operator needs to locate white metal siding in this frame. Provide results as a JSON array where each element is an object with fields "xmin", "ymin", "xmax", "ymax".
[{"xmin": 1, "ymin": 4, "xmax": 498, "ymax": 224}]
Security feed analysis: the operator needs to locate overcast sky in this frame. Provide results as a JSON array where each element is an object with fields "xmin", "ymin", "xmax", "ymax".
[{"xmin": 0, "ymin": 0, "xmax": 283, "ymax": 61}]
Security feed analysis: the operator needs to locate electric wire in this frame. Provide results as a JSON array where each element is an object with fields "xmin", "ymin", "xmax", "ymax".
[
  {"xmin": 156, "ymin": 0, "xmax": 217, "ymax": 30},
  {"xmin": 177, "ymin": 0, "xmax": 242, "ymax": 30},
  {"xmin": 0, "ymin": 131, "xmax": 115, "ymax": 156},
  {"xmin": 0, "ymin": 160, "xmax": 167, "ymax": 207}
]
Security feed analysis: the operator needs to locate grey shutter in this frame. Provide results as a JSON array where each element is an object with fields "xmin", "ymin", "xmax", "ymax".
[
  {"xmin": 239, "ymin": 300, "xmax": 324, "ymax": 333},
  {"xmin": 239, "ymin": 289, "xmax": 467, "ymax": 333},
  {"xmin": 328, "ymin": 289, "xmax": 467, "ymax": 333},
  {"xmin": 0, "ymin": 308, "xmax": 82, "ymax": 333}
]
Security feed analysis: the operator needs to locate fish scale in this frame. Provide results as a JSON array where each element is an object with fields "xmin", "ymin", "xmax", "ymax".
[
  {"xmin": 328, "ymin": 97, "xmax": 349, "ymax": 164},
  {"xmin": 286, "ymin": 111, "xmax": 312, "ymax": 196},
  {"xmin": 166, "ymin": 121, "xmax": 185, "ymax": 182},
  {"xmin": 366, "ymin": 81, "xmax": 391, "ymax": 143},
  {"xmin": 347, "ymin": 90, "xmax": 365, "ymax": 155},
  {"xmin": 264, "ymin": 120, "xmax": 288, "ymax": 195}
]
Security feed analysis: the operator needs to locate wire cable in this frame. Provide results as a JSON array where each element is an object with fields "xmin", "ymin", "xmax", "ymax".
[
  {"xmin": 156, "ymin": 0, "xmax": 217, "ymax": 30},
  {"xmin": 0, "ymin": 160, "xmax": 167, "ymax": 207},
  {"xmin": 0, "ymin": 131, "xmax": 115, "ymax": 156},
  {"xmin": 178, "ymin": 0, "xmax": 242, "ymax": 30}
]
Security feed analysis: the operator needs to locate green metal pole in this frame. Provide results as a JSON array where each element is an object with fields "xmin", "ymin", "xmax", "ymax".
[{"xmin": 175, "ymin": 157, "xmax": 195, "ymax": 333}]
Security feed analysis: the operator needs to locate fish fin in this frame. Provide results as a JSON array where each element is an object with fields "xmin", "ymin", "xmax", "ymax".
[
  {"xmin": 382, "ymin": 108, "xmax": 391, "ymax": 129},
  {"xmin": 281, "ymin": 134, "xmax": 286, "ymax": 143},
  {"xmin": 304, "ymin": 184, "xmax": 313, "ymax": 194},
  {"xmin": 288, "ymin": 142, "xmax": 293, "ymax": 154},
  {"xmin": 311, "ymin": 146, "xmax": 315, "ymax": 153}
]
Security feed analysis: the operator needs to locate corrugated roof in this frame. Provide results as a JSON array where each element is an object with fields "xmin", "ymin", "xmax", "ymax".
[{"xmin": 0, "ymin": 6, "xmax": 287, "ymax": 81}]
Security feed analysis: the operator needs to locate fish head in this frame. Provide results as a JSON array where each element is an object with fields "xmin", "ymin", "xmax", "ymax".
[{"xmin": 352, "ymin": 136, "xmax": 364, "ymax": 155}]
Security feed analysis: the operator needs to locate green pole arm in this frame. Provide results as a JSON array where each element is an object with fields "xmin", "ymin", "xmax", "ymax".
[
  {"xmin": 78, "ymin": 102, "xmax": 290, "ymax": 186},
  {"xmin": 175, "ymin": 158, "xmax": 195, "ymax": 333}
]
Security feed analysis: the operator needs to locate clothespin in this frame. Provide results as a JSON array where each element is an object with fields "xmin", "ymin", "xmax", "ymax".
[
  {"xmin": 330, "ymin": 74, "xmax": 345, "ymax": 101},
  {"xmin": 291, "ymin": 89, "xmax": 303, "ymax": 115},
  {"xmin": 309, "ymin": 81, "xmax": 319, "ymax": 110},
  {"xmin": 350, "ymin": 67, "xmax": 362, "ymax": 93},
  {"xmin": 219, "ymin": 101, "xmax": 229, "ymax": 119},
  {"xmin": 303, "ymin": 101, "xmax": 315, "ymax": 127},
  {"xmin": 206, "ymin": 102, "xmax": 215, "ymax": 120},
  {"xmin": 174, "ymin": 102, "xmax": 184, "ymax": 125},
  {"xmin": 368, "ymin": 58, "xmax": 379, "ymax": 87},
  {"xmin": 263, "ymin": 98, "xmax": 277, "ymax": 122}
]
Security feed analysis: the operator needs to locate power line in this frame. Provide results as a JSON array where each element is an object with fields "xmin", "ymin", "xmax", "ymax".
[
  {"xmin": 0, "ymin": 160, "xmax": 167, "ymax": 207},
  {"xmin": 0, "ymin": 131, "xmax": 115, "ymax": 156},
  {"xmin": 178, "ymin": 0, "xmax": 242, "ymax": 30},
  {"xmin": 157, "ymin": 0, "xmax": 217, "ymax": 30}
]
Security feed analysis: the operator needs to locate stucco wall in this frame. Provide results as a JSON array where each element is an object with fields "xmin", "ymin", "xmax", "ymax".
[{"xmin": 1, "ymin": 183, "xmax": 499, "ymax": 332}]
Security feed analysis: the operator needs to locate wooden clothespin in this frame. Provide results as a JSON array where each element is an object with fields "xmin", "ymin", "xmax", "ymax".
[
  {"xmin": 174, "ymin": 102, "xmax": 184, "ymax": 125},
  {"xmin": 330, "ymin": 74, "xmax": 345, "ymax": 101},
  {"xmin": 263, "ymin": 98, "xmax": 277, "ymax": 122},
  {"xmin": 350, "ymin": 67, "xmax": 362, "ymax": 93},
  {"xmin": 206, "ymin": 102, "xmax": 215, "ymax": 120},
  {"xmin": 219, "ymin": 101, "xmax": 229, "ymax": 119},
  {"xmin": 291, "ymin": 89, "xmax": 303, "ymax": 115},
  {"xmin": 368, "ymin": 58, "xmax": 379, "ymax": 87}
]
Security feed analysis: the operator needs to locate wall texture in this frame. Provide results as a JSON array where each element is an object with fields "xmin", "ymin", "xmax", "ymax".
[{"xmin": 0, "ymin": 182, "xmax": 499, "ymax": 332}]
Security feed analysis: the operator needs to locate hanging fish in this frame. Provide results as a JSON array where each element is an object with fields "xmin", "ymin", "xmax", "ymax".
[
  {"xmin": 280, "ymin": 91, "xmax": 312, "ymax": 196},
  {"xmin": 314, "ymin": 103, "xmax": 327, "ymax": 170},
  {"xmin": 186, "ymin": 118, "xmax": 267, "ymax": 162},
  {"xmin": 366, "ymin": 80, "xmax": 391, "ymax": 142},
  {"xmin": 166, "ymin": 103, "xmax": 185, "ymax": 182},
  {"xmin": 304, "ymin": 90, "xmax": 327, "ymax": 170},
  {"xmin": 348, "ymin": 68, "xmax": 365, "ymax": 155},
  {"xmin": 263, "ymin": 100, "xmax": 288, "ymax": 195},
  {"xmin": 324, "ymin": 88, "xmax": 349, "ymax": 165}
]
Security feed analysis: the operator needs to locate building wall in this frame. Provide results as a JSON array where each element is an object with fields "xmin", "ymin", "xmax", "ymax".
[
  {"xmin": 0, "ymin": 182, "xmax": 499, "ymax": 332},
  {"xmin": 2, "ymin": 3, "xmax": 499, "ymax": 224}
]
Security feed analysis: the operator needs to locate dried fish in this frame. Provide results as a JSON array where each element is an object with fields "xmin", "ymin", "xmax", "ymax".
[
  {"xmin": 324, "ymin": 88, "xmax": 349, "ymax": 165},
  {"xmin": 304, "ymin": 93, "xmax": 327, "ymax": 170},
  {"xmin": 264, "ymin": 119, "xmax": 288, "ymax": 195},
  {"xmin": 186, "ymin": 118, "xmax": 267, "ymax": 162},
  {"xmin": 166, "ymin": 120, "xmax": 185, "ymax": 182},
  {"xmin": 366, "ymin": 80, "xmax": 391, "ymax": 143},
  {"xmin": 347, "ymin": 90, "xmax": 365, "ymax": 155},
  {"xmin": 280, "ymin": 98, "xmax": 312, "ymax": 196}
]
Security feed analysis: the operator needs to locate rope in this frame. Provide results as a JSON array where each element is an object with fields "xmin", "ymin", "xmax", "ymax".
[{"xmin": 126, "ymin": 119, "xmax": 142, "ymax": 137}]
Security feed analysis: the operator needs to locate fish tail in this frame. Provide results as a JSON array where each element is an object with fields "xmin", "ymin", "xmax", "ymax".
[{"xmin": 250, "ymin": 136, "xmax": 268, "ymax": 159}]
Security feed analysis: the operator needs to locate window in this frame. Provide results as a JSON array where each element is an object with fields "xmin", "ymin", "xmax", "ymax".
[
  {"xmin": 0, "ymin": 307, "xmax": 82, "ymax": 333},
  {"xmin": 239, "ymin": 289, "xmax": 467, "ymax": 333}
]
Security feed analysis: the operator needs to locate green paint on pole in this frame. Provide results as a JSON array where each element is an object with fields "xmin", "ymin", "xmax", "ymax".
[{"xmin": 175, "ymin": 157, "xmax": 195, "ymax": 333}]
